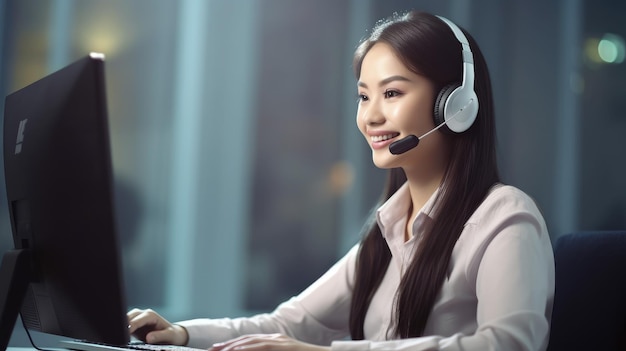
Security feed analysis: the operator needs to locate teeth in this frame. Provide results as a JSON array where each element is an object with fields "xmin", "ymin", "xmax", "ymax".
[{"xmin": 371, "ymin": 133, "xmax": 398, "ymax": 142}]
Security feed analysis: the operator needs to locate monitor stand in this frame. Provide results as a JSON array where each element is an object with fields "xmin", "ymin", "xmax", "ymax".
[{"xmin": 0, "ymin": 249, "xmax": 31, "ymax": 350}]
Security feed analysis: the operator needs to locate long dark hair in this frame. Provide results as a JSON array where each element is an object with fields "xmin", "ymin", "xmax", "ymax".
[{"xmin": 349, "ymin": 11, "xmax": 500, "ymax": 339}]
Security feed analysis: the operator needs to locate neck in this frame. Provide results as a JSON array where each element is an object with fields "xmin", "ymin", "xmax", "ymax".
[
  {"xmin": 402, "ymin": 171, "xmax": 444, "ymax": 241},
  {"xmin": 404, "ymin": 164, "xmax": 446, "ymax": 211}
]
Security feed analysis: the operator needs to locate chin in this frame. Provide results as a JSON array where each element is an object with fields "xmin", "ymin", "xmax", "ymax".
[{"xmin": 371, "ymin": 153, "xmax": 400, "ymax": 169}]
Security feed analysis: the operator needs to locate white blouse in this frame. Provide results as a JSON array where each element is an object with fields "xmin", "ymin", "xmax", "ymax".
[{"xmin": 178, "ymin": 183, "xmax": 555, "ymax": 351}]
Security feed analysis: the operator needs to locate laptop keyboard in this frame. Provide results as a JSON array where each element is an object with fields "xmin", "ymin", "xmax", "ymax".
[{"xmin": 60, "ymin": 339, "xmax": 206, "ymax": 351}]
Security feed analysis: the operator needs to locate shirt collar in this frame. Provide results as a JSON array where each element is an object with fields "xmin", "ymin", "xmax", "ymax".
[{"xmin": 376, "ymin": 182, "xmax": 440, "ymax": 243}]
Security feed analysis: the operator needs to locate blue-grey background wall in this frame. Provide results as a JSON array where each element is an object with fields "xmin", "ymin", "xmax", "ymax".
[{"xmin": 1, "ymin": 0, "xmax": 624, "ymax": 347}]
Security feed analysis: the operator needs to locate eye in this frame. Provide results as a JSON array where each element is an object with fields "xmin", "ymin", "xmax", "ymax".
[
  {"xmin": 357, "ymin": 93, "xmax": 369, "ymax": 102},
  {"xmin": 384, "ymin": 89, "xmax": 401, "ymax": 98}
]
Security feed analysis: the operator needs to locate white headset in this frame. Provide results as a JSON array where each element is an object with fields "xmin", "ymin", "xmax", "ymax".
[{"xmin": 432, "ymin": 15, "xmax": 479, "ymax": 134}]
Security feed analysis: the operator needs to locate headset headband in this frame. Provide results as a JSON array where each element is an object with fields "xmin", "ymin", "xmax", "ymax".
[{"xmin": 435, "ymin": 15, "xmax": 475, "ymax": 91}]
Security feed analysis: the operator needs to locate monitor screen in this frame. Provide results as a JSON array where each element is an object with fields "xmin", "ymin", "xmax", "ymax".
[{"xmin": 1, "ymin": 53, "xmax": 129, "ymax": 347}]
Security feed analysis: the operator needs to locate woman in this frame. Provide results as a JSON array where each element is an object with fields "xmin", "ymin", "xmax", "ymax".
[{"xmin": 128, "ymin": 11, "xmax": 555, "ymax": 351}]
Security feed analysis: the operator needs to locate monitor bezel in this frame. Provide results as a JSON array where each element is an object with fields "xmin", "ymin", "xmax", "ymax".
[{"xmin": 1, "ymin": 53, "xmax": 130, "ymax": 347}]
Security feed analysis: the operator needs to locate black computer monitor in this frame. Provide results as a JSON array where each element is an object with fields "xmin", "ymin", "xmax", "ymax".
[{"xmin": 0, "ymin": 53, "xmax": 130, "ymax": 349}]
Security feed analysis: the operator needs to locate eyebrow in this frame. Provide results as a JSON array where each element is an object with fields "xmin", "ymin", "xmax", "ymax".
[{"xmin": 357, "ymin": 75, "xmax": 412, "ymax": 88}]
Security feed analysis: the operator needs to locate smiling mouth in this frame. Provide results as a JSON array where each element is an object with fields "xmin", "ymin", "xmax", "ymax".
[{"xmin": 371, "ymin": 133, "xmax": 400, "ymax": 142}]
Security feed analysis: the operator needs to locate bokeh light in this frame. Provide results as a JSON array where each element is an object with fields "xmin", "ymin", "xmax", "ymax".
[{"xmin": 598, "ymin": 33, "xmax": 625, "ymax": 64}]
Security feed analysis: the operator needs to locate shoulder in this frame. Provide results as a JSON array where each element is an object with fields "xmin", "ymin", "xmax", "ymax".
[
  {"xmin": 455, "ymin": 184, "xmax": 553, "ymax": 286},
  {"xmin": 457, "ymin": 184, "xmax": 551, "ymax": 278},
  {"xmin": 467, "ymin": 184, "xmax": 544, "ymax": 229},
  {"xmin": 459, "ymin": 184, "xmax": 550, "ymax": 259}
]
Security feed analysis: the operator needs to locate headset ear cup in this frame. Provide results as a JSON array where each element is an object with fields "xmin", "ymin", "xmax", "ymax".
[{"xmin": 433, "ymin": 83, "xmax": 459, "ymax": 134}]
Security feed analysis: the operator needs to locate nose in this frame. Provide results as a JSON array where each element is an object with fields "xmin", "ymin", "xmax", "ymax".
[{"xmin": 359, "ymin": 99, "xmax": 385, "ymax": 127}]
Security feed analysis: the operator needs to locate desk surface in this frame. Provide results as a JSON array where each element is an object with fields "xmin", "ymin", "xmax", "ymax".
[{"xmin": 8, "ymin": 348, "xmax": 65, "ymax": 351}]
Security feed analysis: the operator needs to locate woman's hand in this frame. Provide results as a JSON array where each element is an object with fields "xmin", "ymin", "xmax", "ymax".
[
  {"xmin": 127, "ymin": 308, "xmax": 189, "ymax": 346},
  {"xmin": 210, "ymin": 334, "xmax": 330, "ymax": 351}
]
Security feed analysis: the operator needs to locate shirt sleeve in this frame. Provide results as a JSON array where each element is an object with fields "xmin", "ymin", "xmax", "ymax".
[
  {"xmin": 178, "ymin": 244, "xmax": 359, "ymax": 349},
  {"xmin": 331, "ymin": 188, "xmax": 555, "ymax": 351}
]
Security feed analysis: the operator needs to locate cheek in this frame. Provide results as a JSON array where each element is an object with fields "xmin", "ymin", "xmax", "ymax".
[
  {"xmin": 406, "ymin": 98, "xmax": 435, "ymax": 130},
  {"xmin": 421, "ymin": 93, "xmax": 437, "ymax": 126},
  {"xmin": 385, "ymin": 102, "xmax": 425, "ymax": 132},
  {"xmin": 356, "ymin": 107, "xmax": 366, "ymax": 135}
]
